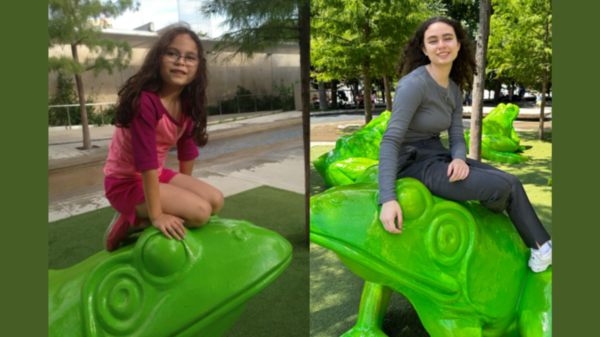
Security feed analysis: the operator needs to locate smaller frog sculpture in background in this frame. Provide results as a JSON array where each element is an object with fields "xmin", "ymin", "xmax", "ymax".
[{"xmin": 465, "ymin": 103, "xmax": 529, "ymax": 163}]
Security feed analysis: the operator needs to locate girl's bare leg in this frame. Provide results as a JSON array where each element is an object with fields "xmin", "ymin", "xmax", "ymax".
[
  {"xmin": 134, "ymin": 182, "xmax": 216, "ymax": 229},
  {"xmin": 166, "ymin": 174, "xmax": 225, "ymax": 214}
]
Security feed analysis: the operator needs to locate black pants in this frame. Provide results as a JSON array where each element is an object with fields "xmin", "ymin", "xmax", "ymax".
[{"xmin": 397, "ymin": 138, "xmax": 551, "ymax": 248}]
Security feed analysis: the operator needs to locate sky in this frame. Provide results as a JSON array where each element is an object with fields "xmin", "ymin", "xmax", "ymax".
[{"xmin": 111, "ymin": 0, "xmax": 228, "ymax": 37}]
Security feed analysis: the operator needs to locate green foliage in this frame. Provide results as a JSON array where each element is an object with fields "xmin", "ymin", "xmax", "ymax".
[
  {"xmin": 48, "ymin": 72, "xmax": 99, "ymax": 126},
  {"xmin": 48, "ymin": 72, "xmax": 117, "ymax": 127},
  {"xmin": 439, "ymin": 0, "xmax": 481, "ymax": 39},
  {"xmin": 48, "ymin": 0, "xmax": 137, "ymax": 76},
  {"xmin": 487, "ymin": 0, "xmax": 552, "ymax": 90},
  {"xmin": 311, "ymin": 0, "xmax": 431, "ymax": 82},
  {"xmin": 48, "ymin": 72, "xmax": 79, "ymax": 126},
  {"xmin": 203, "ymin": 0, "xmax": 299, "ymax": 58},
  {"xmin": 207, "ymin": 84, "xmax": 295, "ymax": 115}
]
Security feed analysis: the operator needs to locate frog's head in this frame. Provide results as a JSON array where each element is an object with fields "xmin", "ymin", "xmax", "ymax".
[
  {"xmin": 83, "ymin": 219, "xmax": 292, "ymax": 336},
  {"xmin": 360, "ymin": 110, "xmax": 391, "ymax": 137},
  {"xmin": 486, "ymin": 103, "xmax": 519, "ymax": 122},
  {"xmin": 310, "ymin": 178, "xmax": 528, "ymax": 313},
  {"xmin": 484, "ymin": 103, "xmax": 520, "ymax": 133}
]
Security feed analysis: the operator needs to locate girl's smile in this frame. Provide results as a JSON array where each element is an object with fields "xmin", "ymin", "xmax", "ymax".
[
  {"xmin": 160, "ymin": 34, "xmax": 199, "ymax": 88},
  {"xmin": 422, "ymin": 22, "xmax": 460, "ymax": 67}
]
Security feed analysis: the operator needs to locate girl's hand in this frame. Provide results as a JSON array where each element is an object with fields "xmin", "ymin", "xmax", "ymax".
[
  {"xmin": 151, "ymin": 213, "xmax": 186, "ymax": 240},
  {"xmin": 380, "ymin": 200, "xmax": 403, "ymax": 234},
  {"xmin": 448, "ymin": 158, "xmax": 470, "ymax": 182}
]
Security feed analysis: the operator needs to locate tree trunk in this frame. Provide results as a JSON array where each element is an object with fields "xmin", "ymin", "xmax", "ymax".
[
  {"xmin": 331, "ymin": 79, "xmax": 338, "ymax": 109},
  {"xmin": 363, "ymin": 71, "xmax": 372, "ymax": 124},
  {"xmin": 538, "ymin": 9, "xmax": 550, "ymax": 141},
  {"xmin": 384, "ymin": 75, "xmax": 393, "ymax": 111},
  {"xmin": 539, "ymin": 68, "xmax": 547, "ymax": 140},
  {"xmin": 318, "ymin": 80, "xmax": 327, "ymax": 109},
  {"xmin": 494, "ymin": 78, "xmax": 501, "ymax": 104},
  {"xmin": 71, "ymin": 41, "xmax": 91, "ymax": 150},
  {"xmin": 469, "ymin": 0, "xmax": 492, "ymax": 162},
  {"xmin": 353, "ymin": 82, "xmax": 360, "ymax": 111},
  {"xmin": 298, "ymin": 0, "xmax": 311, "ymax": 243},
  {"xmin": 363, "ymin": 19, "xmax": 372, "ymax": 124}
]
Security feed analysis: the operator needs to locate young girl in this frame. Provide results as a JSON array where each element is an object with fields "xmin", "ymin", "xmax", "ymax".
[
  {"xmin": 378, "ymin": 17, "xmax": 552, "ymax": 272},
  {"xmin": 103, "ymin": 25, "xmax": 224, "ymax": 252}
]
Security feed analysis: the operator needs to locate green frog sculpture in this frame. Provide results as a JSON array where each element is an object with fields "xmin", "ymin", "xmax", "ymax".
[
  {"xmin": 49, "ymin": 218, "xmax": 292, "ymax": 337},
  {"xmin": 310, "ymin": 178, "xmax": 551, "ymax": 337},
  {"xmin": 314, "ymin": 111, "xmax": 390, "ymax": 187},
  {"xmin": 465, "ymin": 103, "xmax": 529, "ymax": 163}
]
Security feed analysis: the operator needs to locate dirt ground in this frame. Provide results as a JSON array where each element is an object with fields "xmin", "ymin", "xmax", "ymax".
[{"xmin": 310, "ymin": 119, "xmax": 552, "ymax": 142}]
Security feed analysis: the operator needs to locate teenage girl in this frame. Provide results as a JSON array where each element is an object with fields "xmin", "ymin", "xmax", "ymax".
[
  {"xmin": 103, "ymin": 25, "xmax": 224, "ymax": 252},
  {"xmin": 378, "ymin": 17, "xmax": 552, "ymax": 272}
]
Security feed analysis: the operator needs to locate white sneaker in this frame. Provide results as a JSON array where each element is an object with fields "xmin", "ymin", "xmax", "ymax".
[{"xmin": 528, "ymin": 248, "xmax": 552, "ymax": 273}]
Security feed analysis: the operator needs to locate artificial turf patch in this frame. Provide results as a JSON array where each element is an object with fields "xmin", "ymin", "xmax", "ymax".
[
  {"xmin": 49, "ymin": 185, "xmax": 308, "ymax": 337},
  {"xmin": 309, "ymin": 131, "xmax": 552, "ymax": 336}
]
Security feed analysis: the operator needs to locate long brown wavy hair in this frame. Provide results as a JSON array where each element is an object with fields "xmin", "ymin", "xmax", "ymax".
[
  {"xmin": 115, "ymin": 24, "xmax": 208, "ymax": 147},
  {"xmin": 397, "ymin": 17, "xmax": 477, "ymax": 90}
]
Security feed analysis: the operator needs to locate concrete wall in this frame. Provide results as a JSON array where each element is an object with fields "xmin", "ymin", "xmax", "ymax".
[{"xmin": 48, "ymin": 40, "xmax": 300, "ymax": 107}]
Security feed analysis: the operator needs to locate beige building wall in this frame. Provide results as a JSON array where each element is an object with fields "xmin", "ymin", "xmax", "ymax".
[{"xmin": 48, "ymin": 39, "xmax": 300, "ymax": 108}]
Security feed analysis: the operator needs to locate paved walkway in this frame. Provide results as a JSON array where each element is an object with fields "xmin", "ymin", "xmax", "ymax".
[
  {"xmin": 49, "ymin": 111, "xmax": 304, "ymax": 222},
  {"xmin": 310, "ymin": 104, "xmax": 552, "ymax": 119}
]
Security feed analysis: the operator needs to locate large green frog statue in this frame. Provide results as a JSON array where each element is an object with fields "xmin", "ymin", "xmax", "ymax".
[
  {"xmin": 310, "ymin": 178, "xmax": 551, "ymax": 337},
  {"xmin": 465, "ymin": 103, "xmax": 529, "ymax": 163},
  {"xmin": 314, "ymin": 111, "xmax": 390, "ymax": 187},
  {"xmin": 49, "ymin": 218, "xmax": 292, "ymax": 337}
]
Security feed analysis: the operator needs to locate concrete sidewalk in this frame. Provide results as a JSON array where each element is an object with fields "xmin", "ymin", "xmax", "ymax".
[
  {"xmin": 49, "ymin": 110, "xmax": 305, "ymax": 222},
  {"xmin": 49, "ymin": 110, "xmax": 302, "ymax": 169}
]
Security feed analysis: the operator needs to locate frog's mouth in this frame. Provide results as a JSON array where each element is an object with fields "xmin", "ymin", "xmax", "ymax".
[
  {"xmin": 174, "ymin": 252, "xmax": 293, "ymax": 335},
  {"xmin": 311, "ymin": 231, "xmax": 460, "ymax": 304}
]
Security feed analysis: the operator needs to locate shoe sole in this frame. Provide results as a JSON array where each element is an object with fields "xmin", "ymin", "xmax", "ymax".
[
  {"xmin": 528, "ymin": 259, "xmax": 551, "ymax": 273},
  {"xmin": 104, "ymin": 211, "xmax": 121, "ymax": 250}
]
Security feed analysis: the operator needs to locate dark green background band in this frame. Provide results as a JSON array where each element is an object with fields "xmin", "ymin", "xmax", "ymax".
[
  {"xmin": 2, "ymin": 1, "xmax": 599, "ymax": 336},
  {"xmin": 553, "ymin": 0, "xmax": 600, "ymax": 335},
  {"xmin": 1, "ymin": 1, "xmax": 49, "ymax": 335}
]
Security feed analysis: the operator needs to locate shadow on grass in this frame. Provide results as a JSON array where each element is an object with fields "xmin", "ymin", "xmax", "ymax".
[{"xmin": 309, "ymin": 244, "xmax": 429, "ymax": 337}]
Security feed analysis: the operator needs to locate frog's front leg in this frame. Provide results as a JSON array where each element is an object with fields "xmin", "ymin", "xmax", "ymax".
[{"xmin": 342, "ymin": 281, "xmax": 392, "ymax": 337}]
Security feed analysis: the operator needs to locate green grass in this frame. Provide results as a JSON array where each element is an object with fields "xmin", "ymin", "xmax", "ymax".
[
  {"xmin": 309, "ymin": 131, "xmax": 552, "ymax": 337},
  {"xmin": 49, "ymin": 186, "xmax": 308, "ymax": 337}
]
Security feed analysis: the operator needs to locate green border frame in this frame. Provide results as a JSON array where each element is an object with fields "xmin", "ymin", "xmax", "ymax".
[
  {"xmin": 5, "ymin": 1, "xmax": 600, "ymax": 335},
  {"xmin": 4, "ymin": 2, "xmax": 48, "ymax": 334},
  {"xmin": 553, "ymin": 1, "xmax": 599, "ymax": 335}
]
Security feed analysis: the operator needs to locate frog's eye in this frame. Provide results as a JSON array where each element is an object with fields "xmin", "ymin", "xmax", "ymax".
[
  {"xmin": 427, "ymin": 210, "xmax": 471, "ymax": 267},
  {"xmin": 92, "ymin": 267, "xmax": 147, "ymax": 335},
  {"xmin": 329, "ymin": 191, "xmax": 347, "ymax": 205},
  {"xmin": 141, "ymin": 234, "xmax": 188, "ymax": 277}
]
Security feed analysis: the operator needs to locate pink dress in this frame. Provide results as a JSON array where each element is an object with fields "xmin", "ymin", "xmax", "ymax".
[{"xmin": 103, "ymin": 91, "xmax": 199, "ymax": 225}]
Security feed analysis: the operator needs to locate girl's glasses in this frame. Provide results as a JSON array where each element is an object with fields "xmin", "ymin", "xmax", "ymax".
[{"xmin": 164, "ymin": 51, "xmax": 198, "ymax": 66}]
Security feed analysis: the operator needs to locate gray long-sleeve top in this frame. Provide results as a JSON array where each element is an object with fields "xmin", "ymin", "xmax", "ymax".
[{"xmin": 378, "ymin": 65, "xmax": 467, "ymax": 205}]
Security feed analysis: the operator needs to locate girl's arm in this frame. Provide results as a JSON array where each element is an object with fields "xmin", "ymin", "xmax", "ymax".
[
  {"xmin": 141, "ymin": 169, "xmax": 186, "ymax": 240},
  {"xmin": 179, "ymin": 160, "xmax": 194, "ymax": 176},
  {"xmin": 176, "ymin": 120, "xmax": 200, "ymax": 176},
  {"xmin": 447, "ymin": 87, "xmax": 469, "ymax": 182},
  {"xmin": 131, "ymin": 92, "xmax": 187, "ymax": 240},
  {"xmin": 378, "ymin": 76, "xmax": 425, "ymax": 234},
  {"xmin": 378, "ymin": 76, "xmax": 425, "ymax": 205}
]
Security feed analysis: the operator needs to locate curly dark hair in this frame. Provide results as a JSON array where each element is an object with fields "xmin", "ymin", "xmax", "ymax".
[
  {"xmin": 397, "ymin": 17, "xmax": 477, "ymax": 90},
  {"xmin": 114, "ymin": 24, "xmax": 208, "ymax": 147}
]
